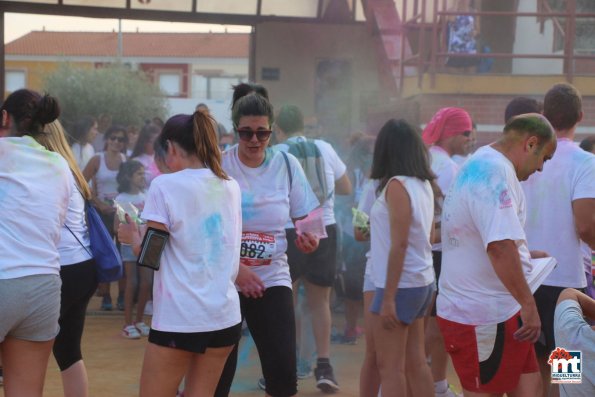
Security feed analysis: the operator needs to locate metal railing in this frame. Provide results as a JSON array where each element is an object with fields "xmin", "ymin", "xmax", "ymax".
[{"xmin": 391, "ymin": 0, "xmax": 595, "ymax": 90}]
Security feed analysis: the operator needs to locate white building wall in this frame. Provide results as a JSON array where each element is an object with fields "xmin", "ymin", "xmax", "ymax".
[{"xmin": 512, "ymin": 0, "xmax": 563, "ymax": 74}]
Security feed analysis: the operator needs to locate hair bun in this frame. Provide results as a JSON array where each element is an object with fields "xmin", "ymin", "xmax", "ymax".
[{"xmin": 34, "ymin": 94, "xmax": 61, "ymax": 125}]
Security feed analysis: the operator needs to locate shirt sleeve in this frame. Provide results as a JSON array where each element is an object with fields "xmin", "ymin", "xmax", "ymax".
[
  {"xmin": 287, "ymin": 153, "xmax": 320, "ymax": 219},
  {"xmin": 572, "ymin": 155, "xmax": 595, "ymax": 201},
  {"xmin": 141, "ymin": 179, "xmax": 170, "ymax": 227},
  {"xmin": 318, "ymin": 140, "xmax": 347, "ymax": 182},
  {"xmin": 554, "ymin": 299, "xmax": 594, "ymax": 351},
  {"xmin": 468, "ymin": 167, "xmax": 526, "ymax": 249}
]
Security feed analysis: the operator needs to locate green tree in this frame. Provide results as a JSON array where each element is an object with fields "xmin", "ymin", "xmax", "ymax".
[{"xmin": 44, "ymin": 62, "xmax": 167, "ymax": 130}]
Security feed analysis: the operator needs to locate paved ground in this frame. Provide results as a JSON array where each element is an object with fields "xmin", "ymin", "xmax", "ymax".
[{"xmin": 1, "ymin": 294, "xmax": 461, "ymax": 397}]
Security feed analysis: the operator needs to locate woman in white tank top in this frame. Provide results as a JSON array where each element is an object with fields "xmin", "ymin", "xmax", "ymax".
[
  {"xmin": 83, "ymin": 125, "xmax": 128, "ymax": 310},
  {"xmin": 362, "ymin": 119, "xmax": 437, "ymax": 397}
]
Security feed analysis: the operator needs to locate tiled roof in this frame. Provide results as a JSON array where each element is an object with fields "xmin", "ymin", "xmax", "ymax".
[{"xmin": 5, "ymin": 31, "xmax": 249, "ymax": 58}]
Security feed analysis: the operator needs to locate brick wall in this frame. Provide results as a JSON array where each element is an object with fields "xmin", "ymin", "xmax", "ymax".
[{"xmin": 416, "ymin": 94, "xmax": 595, "ymax": 127}]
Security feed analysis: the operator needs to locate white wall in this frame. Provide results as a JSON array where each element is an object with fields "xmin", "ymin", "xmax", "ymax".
[{"xmin": 512, "ymin": 0, "xmax": 563, "ymax": 74}]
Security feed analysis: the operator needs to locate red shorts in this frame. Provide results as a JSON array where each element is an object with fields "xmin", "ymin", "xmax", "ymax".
[{"xmin": 438, "ymin": 312, "xmax": 539, "ymax": 394}]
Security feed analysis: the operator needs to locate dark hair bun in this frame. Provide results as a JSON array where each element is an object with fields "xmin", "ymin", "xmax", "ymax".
[{"xmin": 34, "ymin": 94, "xmax": 61, "ymax": 125}]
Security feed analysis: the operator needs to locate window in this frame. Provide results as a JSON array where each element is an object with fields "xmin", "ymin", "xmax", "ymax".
[
  {"xmin": 6, "ymin": 70, "xmax": 26, "ymax": 93},
  {"xmin": 158, "ymin": 72, "xmax": 182, "ymax": 96},
  {"xmin": 209, "ymin": 77, "xmax": 241, "ymax": 100},
  {"xmin": 190, "ymin": 75, "xmax": 245, "ymax": 100}
]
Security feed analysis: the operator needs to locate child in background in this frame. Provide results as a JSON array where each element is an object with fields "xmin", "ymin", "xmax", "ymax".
[{"xmin": 114, "ymin": 160, "xmax": 152, "ymax": 339}]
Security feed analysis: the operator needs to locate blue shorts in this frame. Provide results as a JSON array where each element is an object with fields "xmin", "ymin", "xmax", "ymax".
[{"xmin": 370, "ymin": 283, "xmax": 435, "ymax": 325}]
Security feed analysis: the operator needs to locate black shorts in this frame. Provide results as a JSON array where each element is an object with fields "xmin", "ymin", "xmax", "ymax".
[
  {"xmin": 533, "ymin": 285, "xmax": 584, "ymax": 356},
  {"xmin": 149, "ymin": 322, "xmax": 242, "ymax": 354},
  {"xmin": 287, "ymin": 224, "xmax": 337, "ymax": 287},
  {"xmin": 430, "ymin": 251, "xmax": 442, "ymax": 316}
]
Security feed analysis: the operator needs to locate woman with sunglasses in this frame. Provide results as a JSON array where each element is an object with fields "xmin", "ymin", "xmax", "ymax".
[
  {"xmin": 420, "ymin": 107, "xmax": 473, "ymax": 397},
  {"xmin": 215, "ymin": 88, "xmax": 320, "ymax": 397},
  {"xmin": 83, "ymin": 125, "xmax": 128, "ymax": 311}
]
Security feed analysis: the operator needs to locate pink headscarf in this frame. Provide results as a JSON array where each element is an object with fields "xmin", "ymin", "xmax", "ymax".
[{"xmin": 422, "ymin": 107, "xmax": 473, "ymax": 145}]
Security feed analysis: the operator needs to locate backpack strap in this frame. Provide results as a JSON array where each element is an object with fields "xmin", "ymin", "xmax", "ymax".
[
  {"xmin": 281, "ymin": 150, "xmax": 293, "ymax": 191},
  {"xmin": 64, "ymin": 222, "xmax": 93, "ymax": 258}
]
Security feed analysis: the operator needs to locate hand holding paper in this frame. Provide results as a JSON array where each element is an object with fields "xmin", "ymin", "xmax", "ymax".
[{"xmin": 295, "ymin": 207, "xmax": 327, "ymax": 239}]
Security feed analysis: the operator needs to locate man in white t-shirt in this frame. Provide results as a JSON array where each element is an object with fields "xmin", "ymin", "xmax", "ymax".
[
  {"xmin": 275, "ymin": 105, "xmax": 352, "ymax": 393},
  {"xmin": 437, "ymin": 113, "xmax": 557, "ymax": 396},
  {"xmin": 522, "ymin": 83, "xmax": 595, "ymax": 397},
  {"xmin": 422, "ymin": 106, "xmax": 473, "ymax": 397}
]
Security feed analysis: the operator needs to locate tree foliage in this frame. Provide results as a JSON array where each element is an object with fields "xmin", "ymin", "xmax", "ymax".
[{"xmin": 44, "ymin": 63, "xmax": 167, "ymax": 129}]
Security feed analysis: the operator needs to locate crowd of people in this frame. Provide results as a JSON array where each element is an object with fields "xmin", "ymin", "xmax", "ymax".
[{"xmin": 0, "ymin": 81, "xmax": 593, "ymax": 397}]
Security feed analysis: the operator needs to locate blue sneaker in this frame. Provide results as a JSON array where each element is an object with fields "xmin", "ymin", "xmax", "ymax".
[
  {"xmin": 297, "ymin": 358, "xmax": 313, "ymax": 379},
  {"xmin": 101, "ymin": 295, "xmax": 112, "ymax": 311}
]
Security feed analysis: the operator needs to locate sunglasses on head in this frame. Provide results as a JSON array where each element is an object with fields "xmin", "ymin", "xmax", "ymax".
[
  {"xmin": 109, "ymin": 135, "xmax": 126, "ymax": 143},
  {"xmin": 236, "ymin": 128, "xmax": 272, "ymax": 142}
]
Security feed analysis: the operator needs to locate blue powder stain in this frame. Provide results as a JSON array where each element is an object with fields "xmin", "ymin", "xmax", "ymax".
[
  {"xmin": 241, "ymin": 192, "xmax": 257, "ymax": 222},
  {"xmin": 202, "ymin": 213, "xmax": 223, "ymax": 263},
  {"xmin": 454, "ymin": 158, "xmax": 508, "ymax": 205}
]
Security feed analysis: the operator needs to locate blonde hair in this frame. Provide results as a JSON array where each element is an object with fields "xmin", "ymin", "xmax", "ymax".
[{"xmin": 37, "ymin": 120, "xmax": 93, "ymax": 200}]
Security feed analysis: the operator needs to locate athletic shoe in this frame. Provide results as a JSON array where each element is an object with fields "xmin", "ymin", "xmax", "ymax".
[
  {"xmin": 144, "ymin": 300, "xmax": 153, "ymax": 315},
  {"xmin": 117, "ymin": 294, "xmax": 125, "ymax": 311},
  {"xmin": 257, "ymin": 377, "xmax": 266, "ymax": 391},
  {"xmin": 101, "ymin": 295, "xmax": 112, "ymax": 311},
  {"xmin": 315, "ymin": 365, "xmax": 339, "ymax": 393},
  {"xmin": 435, "ymin": 385, "xmax": 462, "ymax": 397},
  {"xmin": 297, "ymin": 358, "xmax": 313, "ymax": 379},
  {"xmin": 135, "ymin": 322, "xmax": 150, "ymax": 337},
  {"xmin": 122, "ymin": 324, "xmax": 141, "ymax": 339}
]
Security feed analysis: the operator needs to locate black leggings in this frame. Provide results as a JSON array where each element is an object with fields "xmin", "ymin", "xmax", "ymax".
[
  {"xmin": 215, "ymin": 286, "xmax": 297, "ymax": 397},
  {"xmin": 53, "ymin": 259, "xmax": 98, "ymax": 371}
]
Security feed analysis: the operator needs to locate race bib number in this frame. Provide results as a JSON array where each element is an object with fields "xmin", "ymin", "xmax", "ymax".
[{"xmin": 240, "ymin": 232, "xmax": 276, "ymax": 267}]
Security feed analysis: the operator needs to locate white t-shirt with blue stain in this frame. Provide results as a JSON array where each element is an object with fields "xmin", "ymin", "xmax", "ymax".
[
  {"xmin": 141, "ymin": 168, "xmax": 242, "ymax": 332},
  {"xmin": 437, "ymin": 145, "xmax": 533, "ymax": 325},
  {"xmin": 222, "ymin": 146, "xmax": 319, "ymax": 289}
]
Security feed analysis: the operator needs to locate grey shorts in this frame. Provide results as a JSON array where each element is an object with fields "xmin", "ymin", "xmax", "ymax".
[
  {"xmin": 0, "ymin": 274, "xmax": 61, "ymax": 342},
  {"xmin": 370, "ymin": 283, "xmax": 436, "ymax": 325},
  {"xmin": 120, "ymin": 244, "xmax": 137, "ymax": 262}
]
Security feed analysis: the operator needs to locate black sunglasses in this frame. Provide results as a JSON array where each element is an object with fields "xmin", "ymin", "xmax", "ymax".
[
  {"xmin": 462, "ymin": 130, "xmax": 472, "ymax": 137},
  {"xmin": 108, "ymin": 136, "xmax": 126, "ymax": 143},
  {"xmin": 236, "ymin": 128, "xmax": 272, "ymax": 142}
]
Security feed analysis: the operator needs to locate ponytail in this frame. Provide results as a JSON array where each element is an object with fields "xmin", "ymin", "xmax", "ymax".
[
  {"xmin": 1, "ymin": 89, "xmax": 60, "ymax": 136},
  {"xmin": 192, "ymin": 111, "xmax": 229, "ymax": 180}
]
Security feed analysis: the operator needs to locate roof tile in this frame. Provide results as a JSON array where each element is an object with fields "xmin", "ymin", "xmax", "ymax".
[{"xmin": 6, "ymin": 31, "xmax": 249, "ymax": 58}]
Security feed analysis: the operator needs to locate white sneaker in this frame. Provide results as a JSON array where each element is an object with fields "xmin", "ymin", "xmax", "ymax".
[
  {"xmin": 135, "ymin": 322, "xmax": 151, "ymax": 337},
  {"xmin": 122, "ymin": 324, "xmax": 141, "ymax": 339},
  {"xmin": 144, "ymin": 300, "xmax": 153, "ymax": 315},
  {"xmin": 435, "ymin": 386, "xmax": 462, "ymax": 397}
]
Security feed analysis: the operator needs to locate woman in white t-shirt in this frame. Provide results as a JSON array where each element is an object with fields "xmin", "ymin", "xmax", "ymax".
[
  {"xmin": 70, "ymin": 116, "xmax": 98, "ymax": 170},
  {"xmin": 0, "ymin": 89, "xmax": 72, "ymax": 397},
  {"xmin": 36, "ymin": 119, "xmax": 98, "ymax": 397},
  {"xmin": 215, "ymin": 89, "xmax": 320, "ymax": 397},
  {"xmin": 367, "ymin": 119, "xmax": 436, "ymax": 397},
  {"xmin": 118, "ymin": 111, "xmax": 243, "ymax": 397}
]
